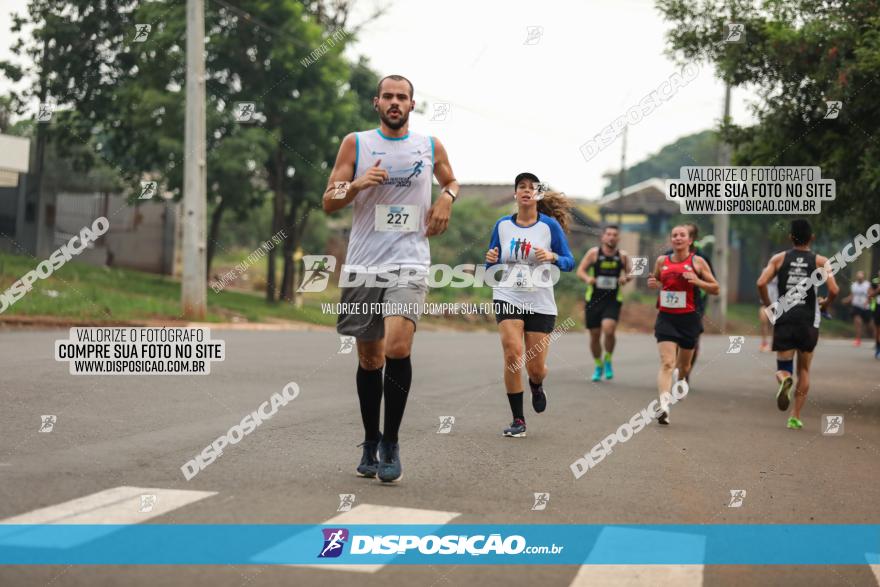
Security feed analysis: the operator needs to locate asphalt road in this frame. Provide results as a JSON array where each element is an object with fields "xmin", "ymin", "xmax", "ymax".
[{"xmin": 1, "ymin": 327, "xmax": 878, "ymax": 586}]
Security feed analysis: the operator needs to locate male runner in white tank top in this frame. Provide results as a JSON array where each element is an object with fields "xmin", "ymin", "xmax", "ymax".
[
  {"xmin": 322, "ymin": 75, "xmax": 460, "ymax": 482},
  {"xmin": 844, "ymin": 271, "xmax": 873, "ymax": 347}
]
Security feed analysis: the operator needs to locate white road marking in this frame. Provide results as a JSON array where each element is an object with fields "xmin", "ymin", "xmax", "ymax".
[
  {"xmin": 0, "ymin": 486, "xmax": 216, "ymax": 548},
  {"xmin": 253, "ymin": 503, "xmax": 460, "ymax": 573},
  {"xmin": 571, "ymin": 526, "xmax": 706, "ymax": 586},
  {"xmin": 867, "ymin": 553, "xmax": 880, "ymax": 583}
]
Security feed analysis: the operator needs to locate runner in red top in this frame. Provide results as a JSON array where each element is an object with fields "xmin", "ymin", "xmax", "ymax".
[
  {"xmin": 647, "ymin": 225, "xmax": 719, "ymax": 425},
  {"xmin": 658, "ymin": 252, "xmax": 699, "ymax": 313}
]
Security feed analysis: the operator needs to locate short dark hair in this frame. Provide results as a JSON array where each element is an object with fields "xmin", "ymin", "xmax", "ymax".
[
  {"xmin": 684, "ymin": 222, "xmax": 699, "ymax": 240},
  {"xmin": 790, "ymin": 219, "xmax": 812, "ymax": 245},
  {"xmin": 376, "ymin": 75, "xmax": 414, "ymax": 99},
  {"xmin": 603, "ymin": 224, "xmax": 619, "ymax": 233}
]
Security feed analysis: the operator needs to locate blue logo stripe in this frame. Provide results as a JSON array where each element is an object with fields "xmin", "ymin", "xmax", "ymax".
[{"xmin": 0, "ymin": 525, "xmax": 877, "ymax": 565}]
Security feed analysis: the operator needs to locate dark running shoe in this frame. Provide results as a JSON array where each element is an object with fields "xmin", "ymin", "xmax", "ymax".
[
  {"xmin": 530, "ymin": 381, "xmax": 547, "ymax": 413},
  {"xmin": 503, "ymin": 418, "xmax": 527, "ymax": 437},
  {"xmin": 356, "ymin": 434, "xmax": 381, "ymax": 478},
  {"xmin": 377, "ymin": 440, "xmax": 402, "ymax": 483},
  {"xmin": 776, "ymin": 376, "xmax": 794, "ymax": 412}
]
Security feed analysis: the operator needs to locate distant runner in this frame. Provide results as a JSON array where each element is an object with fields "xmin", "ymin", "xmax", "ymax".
[
  {"xmin": 759, "ymin": 275, "xmax": 779, "ymax": 352},
  {"xmin": 757, "ymin": 219, "xmax": 839, "ymax": 430},
  {"xmin": 843, "ymin": 271, "xmax": 873, "ymax": 347},
  {"xmin": 577, "ymin": 225, "xmax": 631, "ymax": 382},
  {"xmin": 648, "ymin": 224, "xmax": 719, "ymax": 425},
  {"xmin": 664, "ymin": 223, "xmax": 711, "ymax": 380},
  {"xmin": 870, "ymin": 270, "xmax": 880, "ymax": 359}
]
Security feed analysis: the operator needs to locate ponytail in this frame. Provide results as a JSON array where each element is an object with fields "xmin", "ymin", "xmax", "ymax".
[{"xmin": 536, "ymin": 191, "xmax": 573, "ymax": 232}]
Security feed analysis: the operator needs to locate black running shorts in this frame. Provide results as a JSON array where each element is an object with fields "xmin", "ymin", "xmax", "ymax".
[
  {"xmin": 852, "ymin": 307, "xmax": 872, "ymax": 322},
  {"xmin": 654, "ymin": 311, "xmax": 702, "ymax": 350},
  {"xmin": 494, "ymin": 301, "xmax": 556, "ymax": 333},
  {"xmin": 585, "ymin": 295, "xmax": 622, "ymax": 329},
  {"xmin": 772, "ymin": 321, "xmax": 819, "ymax": 353}
]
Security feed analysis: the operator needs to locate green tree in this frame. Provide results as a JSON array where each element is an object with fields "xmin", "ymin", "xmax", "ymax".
[
  {"xmin": 3, "ymin": 0, "xmax": 378, "ymax": 285},
  {"xmin": 657, "ymin": 0, "xmax": 880, "ymax": 226}
]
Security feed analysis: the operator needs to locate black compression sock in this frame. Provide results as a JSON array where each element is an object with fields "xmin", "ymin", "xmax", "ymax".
[
  {"xmin": 382, "ymin": 356, "xmax": 412, "ymax": 444},
  {"xmin": 507, "ymin": 391, "xmax": 525, "ymax": 421},
  {"xmin": 356, "ymin": 365, "xmax": 383, "ymax": 443}
]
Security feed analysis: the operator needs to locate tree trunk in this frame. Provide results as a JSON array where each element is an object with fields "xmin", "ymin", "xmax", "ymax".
[
  {"xmin": 266, "ymin": 146, "xmax": 285, "ymax": 302},
  {"xmin": 290, "ymin": 206, "xmax": 310, "ymax": 307},
  {"xmin": 280, "ymin": 225, "xmax": 295, "ymax": 302},
  {"xmin": 280, "ymin": 195, "xmax": 309, "ymax": 303},
  {"xmin": 206, "ymin": 198, "xmax": 226, "ymax": 279}
]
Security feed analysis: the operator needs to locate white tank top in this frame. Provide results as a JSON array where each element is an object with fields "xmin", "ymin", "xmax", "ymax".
[
  {"xmin": 767, "ymin": 275, "xmax": 779, "ymax": 304},
  {"xmin": 851, "ymin": 281, "xmax": 870, "ymax": 310},
  {"xmin": 345, "ymin": 129, "xmax": 434, "ymax": 271}
]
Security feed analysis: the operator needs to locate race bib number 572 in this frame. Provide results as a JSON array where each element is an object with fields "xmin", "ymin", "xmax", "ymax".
[
  {"xmin": 660, "ymin": 290, "xmax": 686, "ymax": 309},
  {"xmin": 375, "ymin": 204, "xmax": 420, "ymax": 232}
]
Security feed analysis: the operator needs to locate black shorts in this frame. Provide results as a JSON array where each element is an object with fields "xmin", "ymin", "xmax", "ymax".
[
  {"xmin": 852, "ymin": 307, "xmax": 872, "ymax": 322},
  {"xmin": 654, "ymin": 311, "xmax": 702, "ymax": 350},
  {"xmin": 772, "ymin": 321, "xmax": 819, "ymax": 353},
  {"xmin": 875, "ymin": 307, "xmax": 880, "ymax": 326},
  {"xmin": 494, "ymin": 301, "xmax": 556, "ymax": 333},
  {"xmin": 585, "ymin": 294, "xmax": 622, "ymax": 329}
]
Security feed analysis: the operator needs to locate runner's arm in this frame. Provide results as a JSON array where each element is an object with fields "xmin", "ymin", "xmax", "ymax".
[
  {"xmin": 817, "ymin": 255, "xmax": 839, "ymax": 309},
  {"xmin": 619, "ymin": 250, "xmax": 631, "ymax": 285},
  {"xmin": 646, "ymin": 256, "xmax": 664, "ymax": 289},
  {"xmin": 485, "ymin": 219, "xmax": 502, "ymax": 268},
  {"xmin": 756, "ymin": 254, "xmax": 783, "ymax": 307},
  {"xmin": 322, "ymin": 134, "xmax": 388, "ymax": 213},
  {"xmin": 547, "ymin": 218, "xmax": 575, "ymax": 271},
  {"xmin": 576, "ymin": 248, "xmax": 597, "ymax": 284},
  {"xmin": 690, "ymin": 255, "xmax": 720, "ymax": 295},
  {"xmin": 426, "ymin": 137, "xmax": 458, "ymax": 237}
]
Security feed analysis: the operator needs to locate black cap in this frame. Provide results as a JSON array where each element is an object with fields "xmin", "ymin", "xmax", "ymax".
[{"xmin": 514, "ymin": 172, "xmax": 540, "ymax": 187}]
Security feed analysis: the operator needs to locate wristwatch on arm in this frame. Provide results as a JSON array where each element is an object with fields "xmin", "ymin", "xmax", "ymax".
[{"xmin": 441, "ymin": 186, "xmax": 458, "ymax": 203}]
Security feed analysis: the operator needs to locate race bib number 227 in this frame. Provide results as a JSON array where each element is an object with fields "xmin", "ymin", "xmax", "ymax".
[{"xmin": 375, "ymin": 204, "xmax": 420, "ymax": 232}]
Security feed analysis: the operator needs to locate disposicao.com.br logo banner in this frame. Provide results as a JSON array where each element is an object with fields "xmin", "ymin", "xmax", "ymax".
[{"xmin": 0, "ymin": 525, "xmax": 878, "ymax": 565}]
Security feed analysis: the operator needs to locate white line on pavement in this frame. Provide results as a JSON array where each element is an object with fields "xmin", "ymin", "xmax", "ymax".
[
  {"xmin": 0, "ymin": 485, "xmax": 216, "ymax": 548},
  {"xmin": 571, "ymin": 526, "xmax": 706, "ymax": 586}
]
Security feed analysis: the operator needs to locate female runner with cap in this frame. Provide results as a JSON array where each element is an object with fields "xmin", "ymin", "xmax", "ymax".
[{"xmin": 484, "ymin": 172, "xmax": 575, "ymax": 437}]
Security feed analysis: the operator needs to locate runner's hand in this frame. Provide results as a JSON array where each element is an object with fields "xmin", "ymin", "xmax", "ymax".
[
  {"xmin": 485, "ymin": 247, "xmax": 499, "ymax": 264},
  {"xmin": 618, "ymin": 275, "xmax": 628, "ymax": 286},
  {"xmin": 351, "ymin": 160, "xmax": 387, "ymax": 191},
  {"xmin": 532, "ymin": 247, "xmax": 554, "ymax": 263},
  {"xmin": 647, "ymin": 275, "xmax": 660, "ymax": 289},
  {"xmin": 682, "ymin": 271, "xmax": 698, "ymax": 283},
  {"xmin": 426, "ymin": 194, "xmax": 452, "ymax": 237},
  {"xmin": 583, "ymin": 274, "xmax": 596, "ymax": 285}
]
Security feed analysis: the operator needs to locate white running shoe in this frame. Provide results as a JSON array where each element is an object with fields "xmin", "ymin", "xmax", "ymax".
[{"xmin": 658, "ymin": 393, "xmax": 671, "ymax": 425}]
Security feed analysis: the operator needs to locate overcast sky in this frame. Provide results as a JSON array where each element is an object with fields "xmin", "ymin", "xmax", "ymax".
[
  {"xmin": 348, "ymin": 0, "xmax": 757, "ymax": 198},
  {"xmin": 0, "ymin": 0, "xmax": 758, "ymax": 199}
]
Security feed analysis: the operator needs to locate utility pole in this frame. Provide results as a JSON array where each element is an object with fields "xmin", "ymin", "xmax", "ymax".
[
  {"xmin": 618, "ymin": 124, "xmax": 627, "ymax": 225},
  {"xmin": 182, "ymin": 0, "xmax": 207, "ymax": 319},
  {"xmin": 709, "ymin": 83, "xmax": 732, "ymax": 331}
]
